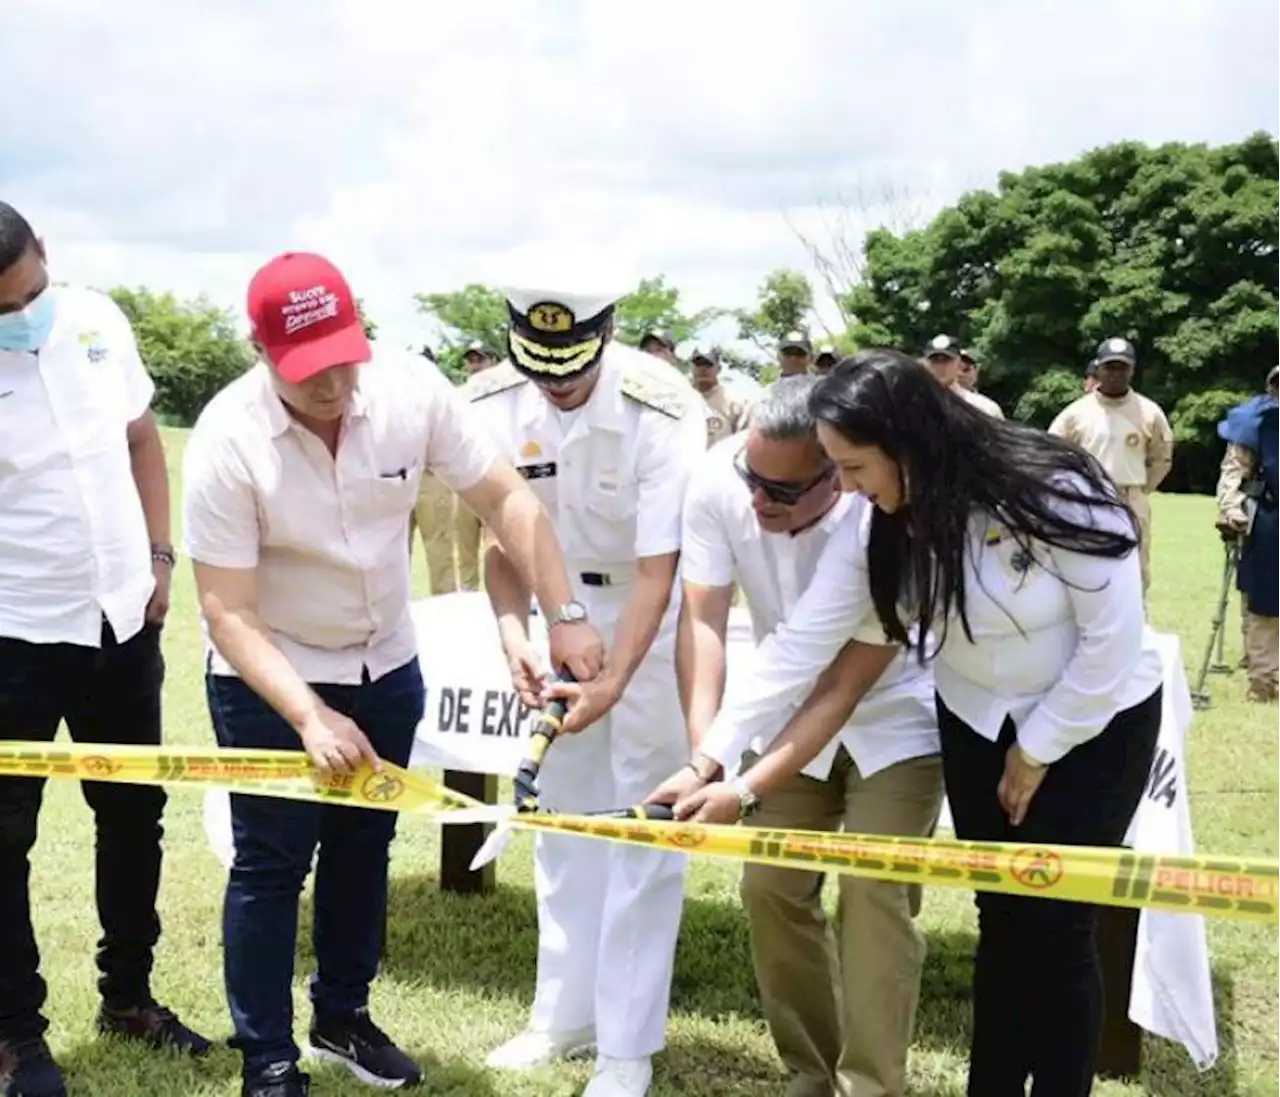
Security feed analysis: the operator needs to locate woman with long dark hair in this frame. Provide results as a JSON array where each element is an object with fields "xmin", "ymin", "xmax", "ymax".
[{"xmin": 652, "ymin": 348, "xmax": 1164, "ymax": 1097}]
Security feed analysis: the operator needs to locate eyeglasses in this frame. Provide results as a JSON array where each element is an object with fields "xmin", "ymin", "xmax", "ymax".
[{"xmin": 734, "ymin": 449, "xmax": 834, "ymax": 506}]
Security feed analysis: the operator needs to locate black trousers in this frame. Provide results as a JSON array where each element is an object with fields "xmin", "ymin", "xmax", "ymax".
[
  {"xmin": 0, "ymin": 619, "xmax": 167, "ymax": 1041},
  {"xmin": 937, "ymin": 686, "xmax": 1162, "ymax": 1097}
]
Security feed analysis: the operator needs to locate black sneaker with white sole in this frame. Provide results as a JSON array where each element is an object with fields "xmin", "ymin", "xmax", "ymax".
[
  {"xmin": 306, "ymin": 1009, "xmax": 421, "ymax": 1089},
  {"xmin": 242, "ymin": 1061, "xmax": 309, "ymax": 1097}
]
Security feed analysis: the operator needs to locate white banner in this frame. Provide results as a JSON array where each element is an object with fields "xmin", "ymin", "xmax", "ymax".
[{"xmin": 406, "ymin": 592, "xmax": 760, "ymax": 774}]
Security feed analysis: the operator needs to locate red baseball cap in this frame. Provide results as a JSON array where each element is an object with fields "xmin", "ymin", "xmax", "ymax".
[{"xmin": 246, "ymin": 252, "xmax": 372, "ymax": 383}]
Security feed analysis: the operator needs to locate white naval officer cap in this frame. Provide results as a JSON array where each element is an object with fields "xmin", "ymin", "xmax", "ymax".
[{"xmin": 497, "ymin": 246, "xmax": 636, "ymax": 382}]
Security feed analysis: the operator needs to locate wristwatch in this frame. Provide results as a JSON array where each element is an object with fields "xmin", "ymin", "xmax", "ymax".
[
  {"xmin": 548, "ymin": 600, "xmax": 589, "ymax": 628},
  {"xmin": 728, "ymin": 776, "xmax": 761, "ymax": 819}
]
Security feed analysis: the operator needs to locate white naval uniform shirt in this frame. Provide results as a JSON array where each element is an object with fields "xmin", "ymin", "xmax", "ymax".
[
  {"xmin": 182, "ymin": 354, "xmax": 499, "ymax": 684},
  {"xmin": 0, "ymin": 286, "xmax": 156, "ymax": 647},
  {"xmin": 467, "ymin": 342, "xmax": 707, "ymax": 587},
  {"xmin": 699, "ymin": 475, "xmax": 1163, "ymax": 768},
  {"xmin": 685, "ymin": 434, "xmax": 939, "ymax": 780}
]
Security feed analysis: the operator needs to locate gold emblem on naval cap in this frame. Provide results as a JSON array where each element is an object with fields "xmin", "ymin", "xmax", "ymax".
[{"xmin": 527, "ymin": 301, "xmax": 575, "ymax": 334}]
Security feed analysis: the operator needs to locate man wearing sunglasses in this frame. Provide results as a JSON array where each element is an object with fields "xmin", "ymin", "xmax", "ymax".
[{"xmin": 646, "ymin": 376, "xmax": 943, "ymax": 1097}]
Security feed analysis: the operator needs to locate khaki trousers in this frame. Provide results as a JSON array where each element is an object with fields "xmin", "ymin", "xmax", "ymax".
[
  {"xmin": 411, "ymin": 475, "xmax": 483, "ymax": 594},
  {"xmin": 739, "ymin": 749, "xmax": 944, "ymax": 1097},
  {"xmin": 1245, "ymin": 613, "xmax": 1279, "ymax": 700},
  {"xmin": 1122, "ymin": 486, "xmax": 1152, "ymax": 596}
]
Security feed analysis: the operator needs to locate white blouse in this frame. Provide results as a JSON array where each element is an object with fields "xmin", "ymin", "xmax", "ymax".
[{"xmin": 698, "ymin": 482, "xmax": 1164, "ymax": 769}]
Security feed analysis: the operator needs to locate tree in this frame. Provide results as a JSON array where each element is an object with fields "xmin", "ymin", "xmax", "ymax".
[
  {"xmin": 414, "ymin": 284, "xmax": 509, "ymax": 383},
  {"xmin": 784, "ymin": 177, "xmax": 931, "ymax": 330},
  {"xmin": 613, "ymin": 275, "xmax": 721, "ymax": 347},
  {"xmin": 846, "ymin": 132, "xmax": 1279, "ymax": 491},
  {"xmin": 735, "ymin": 268, "xmax": 817, "ymax": 355},
  {"xmin": 108, "ymin": 287, "xmax": 254, "ymax": 425}
]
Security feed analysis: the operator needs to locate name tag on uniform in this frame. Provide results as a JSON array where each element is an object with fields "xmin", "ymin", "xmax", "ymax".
[{"xmin": 519, "ymin": 462, "xmax": 557, "ymax": 481}]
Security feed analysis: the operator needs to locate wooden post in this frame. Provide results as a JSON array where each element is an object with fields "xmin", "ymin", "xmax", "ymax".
[
  {"xmin": 439, "ymin": 770, "xmax": 499, "ymax": 894},
  {"xmin": 1095, "ymin": 904, "xmax": 1142, "ymax": 1078}
]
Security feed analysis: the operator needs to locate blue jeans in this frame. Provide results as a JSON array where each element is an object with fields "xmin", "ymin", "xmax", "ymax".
[{"xmin": 206, "ymin": 658, "xmax": 425, "ymax": 1077}]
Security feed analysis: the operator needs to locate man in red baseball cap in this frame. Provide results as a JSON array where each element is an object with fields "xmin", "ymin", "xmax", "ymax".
[
  {"xmin": 183, "ymin": 251, "xmax": 606, "ymax": 1097},
  {"xmin": 248, "ymin": 252, "xmax": 372, "ymax": 382},
  {"xmin": 243, "ymin": 253, "xmax": 373, "ymax": 441}
]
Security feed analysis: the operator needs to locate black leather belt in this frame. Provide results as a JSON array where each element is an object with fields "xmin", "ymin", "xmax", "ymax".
[{"xmin": 580, "ymin": 572, "xmax": 613, "ymax": 587}]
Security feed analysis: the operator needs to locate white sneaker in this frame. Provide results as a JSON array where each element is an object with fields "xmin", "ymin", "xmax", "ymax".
[
  {"xmin": 484, "ymin": 1026, "xmax": 596, "ymax": 1070},
  {"xmin": 582, "ymin": 1056, "xmax": 653, "ymax": 1097}
]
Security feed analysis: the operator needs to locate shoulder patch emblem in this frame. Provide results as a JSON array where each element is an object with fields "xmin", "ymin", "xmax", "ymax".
[
  {"xmin": 620, "ymin": 367, "xmax": 692, "ymax": 419},
  {"xmin": 466, "ymin": 362, "xmax": 527, "ymax": 402}
]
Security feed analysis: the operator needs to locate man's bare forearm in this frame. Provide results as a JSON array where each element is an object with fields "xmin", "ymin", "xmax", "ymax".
[
  {"xmin": 128, "ymin": 413, "xmax": 171, "ymax": 545},
  {"xmin": 601, "ymin": 555, "xmax": 677, "ymax": 696},
  {"xmin": 475, "ymin": 478, "xmax": 576, "ymax": 617},
  {"xmin": 484, "ymin": 538, "xmax": 535, "ymax": 650},
  {"xmin": 205, "ymin": 605, "xmax": 321, "ymax": 733},
  {"xmin": 676, "ymin": 594, "xmax": 731, "ymax": 750}
]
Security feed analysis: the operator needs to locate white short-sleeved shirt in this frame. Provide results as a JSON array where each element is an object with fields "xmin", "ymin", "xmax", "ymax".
[
  {"xmin": 182, "ymin": 354, "xmax": 499, "ymax": 684},
  {"xmin": 467, "ymin": 342, "xmax": 707, "ymax": 585},
  {"xmin": 700, "ymin": 475, "xmax": 1163, "ymax": 768},
  {"xmin": 684, "ymin": 435, "xmax": 939, "ymax": 779},
  {"xmin": 0, "ymin": 286, "xmax": 156, "ymax": 647}
]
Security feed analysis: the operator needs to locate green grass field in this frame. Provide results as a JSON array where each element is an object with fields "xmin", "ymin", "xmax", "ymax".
[{"xmin": 18, "ymin": 428, "xmax": 1280, "ymax": 1096}]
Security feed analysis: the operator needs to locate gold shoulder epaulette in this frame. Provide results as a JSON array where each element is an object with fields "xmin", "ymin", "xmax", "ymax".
[
  {"xmin": 620, "ymin": 360, "xmax": 693, "ymax": 419},
  {"xmin": 466, "ymin": 361, "xmax": 527, "ymax": 402}
]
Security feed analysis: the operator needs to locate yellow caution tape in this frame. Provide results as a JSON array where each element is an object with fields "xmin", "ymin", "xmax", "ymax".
[
  {"xmin": 0, "ymin": 742, "xmax": 480, "ymax": 815},
  {"xmin": 505, "ymin": 810, "xmax": 1280, "ymax": 927},
  {"xmin": 2, "ymin": 742, "xmax": 1275, "ymax": 926}
]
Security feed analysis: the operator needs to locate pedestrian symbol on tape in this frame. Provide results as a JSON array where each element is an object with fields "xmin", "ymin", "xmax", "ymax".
[
  {"xmin": 1010, "ymin": 848, "xmax": 1064, "ymax": 889},
  {"xmin": 361, "ymin": 773, "xmax": 405, "ymax": 804}
]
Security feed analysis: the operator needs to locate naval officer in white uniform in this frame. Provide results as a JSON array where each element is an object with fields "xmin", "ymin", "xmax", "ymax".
[{"xmin": 470, "ymin": 272, "xmax": 707, "ymax": 1097}]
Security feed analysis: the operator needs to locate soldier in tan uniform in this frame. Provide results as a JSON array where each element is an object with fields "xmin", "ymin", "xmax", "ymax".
[
  {"xmin": 638, "ymin": 328, "xmax": 678, "ymax": 367},
  {"xmin": 411, "ymin": 341, "xmax": 497, "ymax": 592},
  {"xmin": 1214, "ymin": 366, "xmax": 1278, "ymax": 701},
  {"xmin": 690, "ymin": 346, "xmax": 752, "ymax": 448},
  {"xmin": 921, "ymin": 334, "xmax": 1005, "ymax": 418},
  {"xmin": 1048, "ymin": 337, "xmax": 1174, "ymax": 596},
  {"xmin": 777, "ymin": 332, "xmax": 812, "ymax": 378}
]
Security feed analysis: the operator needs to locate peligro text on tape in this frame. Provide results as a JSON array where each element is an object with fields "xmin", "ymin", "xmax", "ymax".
[
  {"xmin": 505, "ymin": 811, "xmax": 1279, "ymax": 927},
  {"xmin": 0, "ymin": 742, "xmax": 480, "ymax": 815}
]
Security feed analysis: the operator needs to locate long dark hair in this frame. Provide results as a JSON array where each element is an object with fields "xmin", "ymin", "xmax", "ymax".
[{"xmin": 808, "ymin": 348, "xmax": 1140, "ymax": 657}]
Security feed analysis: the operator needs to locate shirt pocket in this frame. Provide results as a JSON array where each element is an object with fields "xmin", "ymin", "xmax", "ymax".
[{"xmin": 579, "ymin": 437, "xmax": 637, "ymax": 522}]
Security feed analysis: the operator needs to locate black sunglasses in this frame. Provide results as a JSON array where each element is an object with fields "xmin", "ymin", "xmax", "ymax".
[{"xmin": 734, "ymin": 449, "xmax": 834, "ymax": 506}]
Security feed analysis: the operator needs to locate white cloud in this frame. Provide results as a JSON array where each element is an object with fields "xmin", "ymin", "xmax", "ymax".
[{"xmin": 2, "ymin": 0, "xmax": 1275, "ymax": 356}]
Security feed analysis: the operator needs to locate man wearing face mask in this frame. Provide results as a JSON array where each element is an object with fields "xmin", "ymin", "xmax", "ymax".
[
  {"xmin": 182, "ymin": 251, "xmax": 604, "ymax": 1097},
  {"xmin": 0, "ymin": 202, "xmax": 211, "ymax": 1097}
]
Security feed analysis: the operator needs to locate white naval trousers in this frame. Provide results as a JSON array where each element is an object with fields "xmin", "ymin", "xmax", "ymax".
[{"xmin": 528, "ymin": 579, "xmax": 689, "ymax": 1059}]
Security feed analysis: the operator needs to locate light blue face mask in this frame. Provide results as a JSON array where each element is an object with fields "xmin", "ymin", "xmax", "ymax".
[{"xmin": 0, "ymin": 286, "xmax": 57, "ymax": 352}]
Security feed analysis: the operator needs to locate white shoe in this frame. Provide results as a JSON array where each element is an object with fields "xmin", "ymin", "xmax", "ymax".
[
  {"xmin": 484, "ymin": 1026, "xmax": 596, "ymax": 1070},
  {"xmin": 582, "ymin": 1056, "xmax": 653, "ymax": 1097}
]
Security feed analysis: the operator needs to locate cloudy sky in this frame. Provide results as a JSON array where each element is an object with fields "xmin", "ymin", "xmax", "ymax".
[{"xmin": 3, "ymin": 0, "xmax": 1276, "ymax": 353}]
